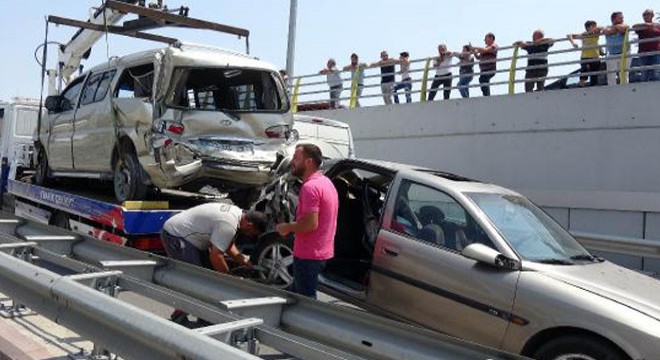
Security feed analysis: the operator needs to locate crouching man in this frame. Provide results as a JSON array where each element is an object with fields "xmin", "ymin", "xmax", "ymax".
[
  {"xmin": 161, "ymin": 202, "xmax": 268, "ymax": 273},
  {"xmin": 161, "ymin": 202, "xmax": 267, "ymax": 324}
]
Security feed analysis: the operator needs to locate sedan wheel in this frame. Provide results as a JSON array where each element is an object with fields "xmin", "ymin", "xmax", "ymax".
[
  {"xmin": 254, "ymin": 236, "xmax": 294, "ymax": 289},
  {"xmin": 533, "ymin": 334, "xmax": 628, "ymax": 360}
]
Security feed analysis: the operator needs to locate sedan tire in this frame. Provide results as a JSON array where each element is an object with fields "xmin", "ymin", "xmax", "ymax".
[
  {"xmin": 253, "ymin": 234, "xmax": 295, "ymax": 289},
  {"xmin": 533, "ymin": 334, "xmax": 629, "ymax": 360}
]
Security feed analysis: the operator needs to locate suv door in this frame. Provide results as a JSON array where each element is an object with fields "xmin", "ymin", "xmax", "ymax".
[
  {"xmin": 367, "ymin": 178, "xmax": 520, "ymax": 349},
  {"xmin": 46, "ymin": 76, "xmax": 86, "ymax": 170},
  {"xmin": 72, "ymin": 70, "xmax": 117, "ymax": 172}
]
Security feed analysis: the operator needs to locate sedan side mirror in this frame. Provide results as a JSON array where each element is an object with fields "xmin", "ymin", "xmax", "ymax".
[
  {"xmin": 462, "ymin": 243, "xmax": 519, "ymax": 270},
  {"xmin": 44, "ymin": 95, "xmax": 62, "ymax": 112}
]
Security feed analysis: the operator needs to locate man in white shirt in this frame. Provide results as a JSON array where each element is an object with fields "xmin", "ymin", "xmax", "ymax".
[
  {"xmin": 320, "ymin": 58, "xmax": 343, "ymax": 108},
  {"xmin": 161, "ymin": 203, "xmax": 267, "ymax": 273}
]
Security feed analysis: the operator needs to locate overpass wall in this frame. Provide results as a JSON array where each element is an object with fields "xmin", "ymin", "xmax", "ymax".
[{"xmin": 309, "ymin": 82, "xmax": 660, "ymax": 271}]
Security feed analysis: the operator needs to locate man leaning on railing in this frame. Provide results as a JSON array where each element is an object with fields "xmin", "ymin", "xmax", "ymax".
[
  {"xmin": 393, "ymin": 52, "xmax": 413, "ymax": 104},
  {"xmin": 319, "ymin": 58, "xmax": 343, "ymax": 108},
  {"xmin": 370, "ymin": 50, "xmax": 398, "ymax": 105},
  {"xmin": 342, "ymin": 53, "xmax": 367, "ymax": 107},
  {"xmin": 568, "ymin": 20, "xmax": 604, "ymax": 87},
  {"xmin": 514, "ymin": 30, "xmax": 555, "ymax": 92},
  {"xmin": 632, "ymin": 9, "xmax": 660, "ymax": 82},
  {"xmin": 603, "ymin": 11, "xmax": 629, "ymax": 86},
  {"xmin": 472, "ymin": 32, "xmax": 498, "ymax": 96}
]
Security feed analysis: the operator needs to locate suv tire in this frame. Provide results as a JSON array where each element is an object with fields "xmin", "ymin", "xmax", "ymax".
[
  {"xmin": 34, "ymin": 148, "xmax": 52, "ymax": 186},
  {"xmin": 113, "ymin": 149, "xmax": 148, "ymax": 203}
]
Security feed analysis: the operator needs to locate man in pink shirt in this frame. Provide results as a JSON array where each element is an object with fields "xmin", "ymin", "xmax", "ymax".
[{"xmin": 276, "ymin": 144, "xmax": 339, "ymax": 298}]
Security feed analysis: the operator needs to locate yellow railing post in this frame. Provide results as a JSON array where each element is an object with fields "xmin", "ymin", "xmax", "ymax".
[
  {"xmin": 291, "ymin": 77, "xmax": 301, "ymax": 113},
  {"xmin": 349, "ymin": 65, "xmax": 360, "ymax": 109},
  {"xmin": 619, "ymin": 28, "xmax": 630, "ymax": 85},
  {"xmin": 420, "ymin": 58, "xmax": 432, "ymax": 102},
  {"xmin": 508, "ymin": 45, "xmax": 519, "ymax": 95}
]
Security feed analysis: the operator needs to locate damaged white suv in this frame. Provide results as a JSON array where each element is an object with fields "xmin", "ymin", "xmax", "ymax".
[{"xmin": 38, "ymin": 44, "xmax": 296, "ymax": 203}]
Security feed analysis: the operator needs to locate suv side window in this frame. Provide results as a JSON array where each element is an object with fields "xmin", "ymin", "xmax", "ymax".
[
  {"xmin": 80, "ymin": 70, "xmax": 117, "ymax": 106},
  {"xmin": 115, "ymin": 63, "xmax": 155, "ymax": 98},
  {"xmin": 60, "ymin": 76, "xmax": 86, "ymax": 111},
  {"xmin": 390, "ymin": 180, "xmax": 495, "ymax": 251}
]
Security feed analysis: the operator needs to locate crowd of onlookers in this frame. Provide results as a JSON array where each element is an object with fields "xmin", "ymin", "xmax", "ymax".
[{"xmin": 313, "ymin": 8, "xmax": 660, "ymax": 108}]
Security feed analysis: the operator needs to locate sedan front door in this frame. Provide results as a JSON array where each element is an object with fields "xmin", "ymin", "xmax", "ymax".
[{"xmin": 367, "ymin": 178, "xmax": 521, "ymax": 349}]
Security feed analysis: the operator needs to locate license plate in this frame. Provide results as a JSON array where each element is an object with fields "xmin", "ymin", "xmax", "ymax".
[{"xmin": 205, "ymin": 141, "xmax": 252, "ymax": 152}]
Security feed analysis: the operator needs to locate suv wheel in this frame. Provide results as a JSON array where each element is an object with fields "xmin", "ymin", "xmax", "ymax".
[
  {"xmin": 113, "ymin": 149, "xmax": 148, "ymax": 203},
  {"xmin": 253, "ymin": 234, "xmax": 294, "ymax": 289},
  {"xmin": 533, "ymin": 334, "xmax": 629, "ymax": 360},
  {"xmin": 34, "ymin": 149, "xmax": 52, "ymax": 186}
]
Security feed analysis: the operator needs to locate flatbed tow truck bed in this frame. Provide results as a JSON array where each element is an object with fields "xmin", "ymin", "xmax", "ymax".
[{"xmin": 4, "ymin": 179, "xmax": 226, "ymax": 251}]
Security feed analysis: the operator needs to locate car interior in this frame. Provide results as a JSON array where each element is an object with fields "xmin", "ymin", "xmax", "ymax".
[
  {"xmin": 322, "ymin": 167, "xmax": 393, "ymax": 291},
  {"xmin": 390, "ymin": 180, "xmax": 495, "ymax": 252}
]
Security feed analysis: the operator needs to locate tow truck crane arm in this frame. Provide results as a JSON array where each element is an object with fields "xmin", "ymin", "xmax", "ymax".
[
  {"xmin": 55, "ymin": 1, "xmax": 142, "ymax": 88},
  {"xmin": 45, "ymin": 1, "xmax": 249, "ymax": 95}
]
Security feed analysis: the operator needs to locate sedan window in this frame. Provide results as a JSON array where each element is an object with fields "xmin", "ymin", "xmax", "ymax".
[{"xmin": 390, "ymin": 180, "xmax": 494, "ymax": 251}]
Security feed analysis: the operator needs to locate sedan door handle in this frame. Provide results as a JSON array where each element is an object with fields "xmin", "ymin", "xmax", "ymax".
[{"xmin": 382, "ymin": 247, "xmax": 399, "ymax": 257}]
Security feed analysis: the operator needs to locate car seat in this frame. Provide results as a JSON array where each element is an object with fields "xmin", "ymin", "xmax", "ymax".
[
  {"xmin": 417, "ymin": 205, "xmax": 445, "ymax": 226},
  {"xmin": 418, "ymin": 224, "xmax": 445, "ymax": 246}
]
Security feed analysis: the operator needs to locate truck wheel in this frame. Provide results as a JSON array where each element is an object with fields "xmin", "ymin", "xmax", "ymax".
[
  {"xmin": 253, "ymin": 234, "xmax": 294, "ymax": 289},
  {"xmin": 533, "ymin": 334, "xmax": 629, "ymax": 360},
  {"xmin": 34, "ymin": 150, "xmax": 52, "ymax": 186},
  {"xmin": 113, "ymin": 150, "xmax": 148, "ymax": 203}
]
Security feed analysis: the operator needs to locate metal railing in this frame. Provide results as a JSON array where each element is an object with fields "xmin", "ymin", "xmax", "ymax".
[
  {"xmin": 0, "ymin": 216, "xmax": 521, "ymax": 360},
  {"xmin": 290, "ymin": 33, "xmax": 660, "ymax": 111},
  {"xmin": 571, "ymin": 230, "xmax": 660, "ymax": 260}
]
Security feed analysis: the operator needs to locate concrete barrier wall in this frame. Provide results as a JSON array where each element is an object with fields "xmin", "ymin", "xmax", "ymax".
[{"xmin": 308, "ymin": 82, "xmax": 660, "ymax": 271}]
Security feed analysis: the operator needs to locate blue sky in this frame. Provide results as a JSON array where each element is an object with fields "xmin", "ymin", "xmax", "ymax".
[{"xmin": 0, "ymin": 1, "xmax": 655, "ymax": 102}]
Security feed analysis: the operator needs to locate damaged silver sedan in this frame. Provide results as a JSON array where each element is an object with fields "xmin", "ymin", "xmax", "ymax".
[{"xmin": 38, "ymin": 44, "xmax": 296, "ymax": 203}]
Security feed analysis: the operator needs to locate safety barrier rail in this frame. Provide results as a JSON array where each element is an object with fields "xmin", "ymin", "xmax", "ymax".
[
  {"xmin": 0, "ymin": 216, "xmax": 520, "ymax": 360},
  {"xmin": 571, "ymin": 230, "xmax": 660, "ymax": 260},
  {"xmin": 289, "ymin": 33, "xmax": 660, "ymax": 111}
]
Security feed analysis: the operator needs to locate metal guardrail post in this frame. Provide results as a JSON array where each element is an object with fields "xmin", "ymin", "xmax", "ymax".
[
  {"xmin": 508, "ymin": 45, "xmax": 519, "ymax": 95},
  {"xmin": 291, "ymin": 76, "xmax": 301, "ymax": 113},
  {"xmin": 420, "ymin": 58, "xmax": 432, "ymax": 102},
  {"xmin": 620, "ymin": 28, "xmax": 630, "ymax": 85}
]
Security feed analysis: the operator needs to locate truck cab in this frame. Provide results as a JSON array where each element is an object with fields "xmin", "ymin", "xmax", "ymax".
[{"xmin": 0, "ymin": 98, "xmax": 41, "ymax": 177}]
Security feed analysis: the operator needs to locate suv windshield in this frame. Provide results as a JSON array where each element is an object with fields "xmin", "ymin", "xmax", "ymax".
[
  {"xmin": 466, "ymin": 193, "xmax": 593, "ymax": 263},
  {"xmin": 167, "ymin": 67, "xmax": 289, "ymax": 112}
]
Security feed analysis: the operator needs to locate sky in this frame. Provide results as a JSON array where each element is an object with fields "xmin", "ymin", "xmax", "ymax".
[{"xmin": 0, "ymin": 0, "xmax": 656, "ymax": 102}]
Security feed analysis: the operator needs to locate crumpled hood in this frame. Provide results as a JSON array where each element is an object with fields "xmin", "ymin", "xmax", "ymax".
[{"xmin": 536, "ymin": 261, "xmax": 660, "ymax": 321}]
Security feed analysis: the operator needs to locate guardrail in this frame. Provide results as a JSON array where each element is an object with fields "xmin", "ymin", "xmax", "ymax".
[
  {"xmin": 0, "ymin": 239, "xmax": 260, "ymax": 360},
  {"xmin": 0, "ymin": 216, "xmax": 521, "ymax": 360},
  {"xmin": 571, "ymin": 230, "xmax": 660, "ymax": 260},
  {"xmin": 290, "ymin": 33, "xmax": 660, "ymax": 111}
]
